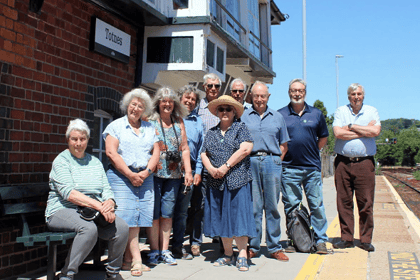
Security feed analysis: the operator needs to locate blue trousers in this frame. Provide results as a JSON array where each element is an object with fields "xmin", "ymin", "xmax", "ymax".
[
  {"xmin": 281, "ymin": 167, "xmax": 328, "ymax": 243},
  {"xmin": 248, "ymin": 155, "xmax": 283, "ymax": 254}
]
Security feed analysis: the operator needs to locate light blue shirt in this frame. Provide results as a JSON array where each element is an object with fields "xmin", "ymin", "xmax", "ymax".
[
  {"xmin": 103, "ymin": 116, "xmax": 158, "ymax": 169},
  {"xmin": 197, "ymin": 97, "xmax": 220, "ymax": 135},
  {"xmin": 184, "ymin": 109, "xmax": 204, "ymax": 175},
  {"xmin": 333, "ymin": 104, "xmax": 380, "ymax": 157},
  {"xmin": 241, "ymin": 106, "xmax": 290, "ymax": 155}
]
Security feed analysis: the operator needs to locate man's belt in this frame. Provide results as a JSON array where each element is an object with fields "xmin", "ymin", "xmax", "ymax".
[
  {"xmin": 250, "ymin": 151, "xmax": 280, "ymax": 157},
  {"xmin": 337, "ymin": 154, "xmax": 373, "ymax": 163}
]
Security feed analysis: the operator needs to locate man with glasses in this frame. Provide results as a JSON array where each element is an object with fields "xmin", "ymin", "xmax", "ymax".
[
  {"xmin": 228, "ymin": 78, "xmax": 247, "ymax": 105},
  {"xmin": 278, "ymin": 79, "xmax": 330, "ymax": 254},
  {"xmin": 198, "ymin": 73, "xmax": 222, "ymax": 133},
  {"xmin": 332, "ymin": 83, "xmax": 380, "ymax": 252},
  {"xmin": 241, "ymin": 81, "xmax": 290, "ymax": 262}
]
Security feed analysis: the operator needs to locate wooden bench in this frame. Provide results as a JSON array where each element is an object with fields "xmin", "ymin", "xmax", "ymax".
[{"xmin": 0, "ymin": 184, "xmax": 102, "ymax": 280}]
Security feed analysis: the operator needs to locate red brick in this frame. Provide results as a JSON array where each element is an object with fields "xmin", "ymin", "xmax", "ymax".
[
  {"xmin": 21, "ymin": 100, "xmax": 34, "ymax": 110},
  {"xmin": 43, "ymin": 63, "xmax": 54, "ymax": 74},
  {"xmin": 0, "ymin": 15, "xmax": 5, "ymax": 27},
  {"xmin": 2, "ymin": 6, "xmax": 17, "ymax": 20},
  {"xmin": 40, "ymin": 123, "xmax": 52, "ymax": 133},
  {"xmin": 9, "ymin": 152, "xmax": 22, "ymax": 162},
  {"xmin": 11, "ymin": 109, "xmax": 25, "ymax": 120},
  {"xmin": 33, "ymin": 72, "xmax": 46, "ymax": 82},
  {"xmin": 8, "ymin": 0, "xmax": 15, "ymax": 7},
  {"xmin": 23, "ymin": 57, "xmax": 36, "ymax": 69},
  {"xmin": 10, "ymin": 131, "xmax": 23, "ymax": 140},
  {"xmin": 31, "ymin": 132, "xmax": 43, "ymax": 142},
  {"xmin": 5, "ymin": 18, "xmax": 13, "ymax": 29},
  {"xmin": 31, "ymin": 91, "xmax": 44, "ymax": 102},
  {"xmin": 41, "ymin": 103, "xmax": 52, "ymax": 114},
  {"xmin": 12, "ymin": 66, "xmax": 32, "ymax": 79},
  {"xmin": 14, "ymin": 21, "xmax": 27, "ymax": 34},
  {"xmin": 3, "ymin": 39, "xmax": 12, "ymax": 51},
  {"xmin": 0, "ymin": 49, "xmax": 15, "ymax": 63}
]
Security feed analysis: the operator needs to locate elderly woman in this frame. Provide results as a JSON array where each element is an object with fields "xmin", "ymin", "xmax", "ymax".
[
  {"xmin": 172, "ymin": 85, "xmax": 205, "ymax": 259},
  {"xmin": 45, "ymin": 119, "xmax": 129, "ymax": 280},
  {"xmin": 201, "ymin": 95, "xmax": 256, "ymax": 272},
  {"xmin": 103, "ymin": 88, "xmax": 160, "ymax": 277},
  {"xmin": 147, "ymin": 86, "xmax": 193, "ymax": 266}
]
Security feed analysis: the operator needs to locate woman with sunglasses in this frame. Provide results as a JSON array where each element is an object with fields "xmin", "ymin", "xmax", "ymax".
[
  {"xmin": 147, "ymin": 86, "xmax": 193, "ymax": 266},
  {"xmin": 201, "ymin": 95, "xmax": 256, "ymax": 272}
]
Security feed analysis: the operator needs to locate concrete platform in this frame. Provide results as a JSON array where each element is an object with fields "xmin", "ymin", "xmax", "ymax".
[{"xmin": 26, "ymin": 176, "xmax": 420, "ymax": 280}]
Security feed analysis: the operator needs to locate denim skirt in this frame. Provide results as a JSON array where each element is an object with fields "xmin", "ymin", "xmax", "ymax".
[
  {"xmin": 107, "ymin": 167, "xmax": 154, "ymax": 227},
  {"xmin": 203, "ymin": 182, "xmax": 256, "ymax": 238}
]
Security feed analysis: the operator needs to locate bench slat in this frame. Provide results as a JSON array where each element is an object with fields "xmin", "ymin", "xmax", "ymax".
[
  {"xmin": 17, "ymin": 232, "xmax": 77, "ymax": 246},
  {"xmin": 3, "ymin": 202, "xmax": 45, "ymax": 216}
]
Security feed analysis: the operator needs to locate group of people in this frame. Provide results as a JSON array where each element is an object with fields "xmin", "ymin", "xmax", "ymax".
[{"xmin": 45, "ymin": 72, "xmax": 380, "ymax": 279}]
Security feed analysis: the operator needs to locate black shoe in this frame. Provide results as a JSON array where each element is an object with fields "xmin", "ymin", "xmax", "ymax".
[
  {"xmin": 359, "ymin": 243, "xmax": 375, "ymax": 252},
  {"xmin": 315, "ymin": 242, "xmax": 328, "ymax": 254},
  {"xmin": 333, "ymin": 240, "xmax": 354, "ymax": 249}
]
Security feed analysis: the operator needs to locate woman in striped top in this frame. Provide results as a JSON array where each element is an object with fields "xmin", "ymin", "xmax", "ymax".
[{"xmin": 45, "ymin": 119, "xmax": 129, "ymax": 280}]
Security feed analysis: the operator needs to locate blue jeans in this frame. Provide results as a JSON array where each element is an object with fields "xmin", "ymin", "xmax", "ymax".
[
  {"xmin": 249, "ymin": 155, "xmax": 283, "ymax": 254},
  {"xmin": 172, "ymin": 181, "xmax": 194, "ymax": 249},
  {"xmin": 153, "ymin": 177, "xmax": 182, "ymax": 219},
  {"xmin": 281, "ymin": 167, "xmax": 328, "ymax": 243}
]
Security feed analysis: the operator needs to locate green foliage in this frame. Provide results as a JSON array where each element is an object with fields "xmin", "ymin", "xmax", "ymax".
[
  {"xmin": 313, "ymin": 100, "xmax": 334, "ymax": 125},
  {"xmin": 413, "ymin": 171, "xmax": 420, "ymax": 181},
  {"xmin": 313, "ymin": 100, "xmax": 335, "ymax": 155},
  {"xmin": 376, "ymin": 126, "xmax": 420, "ymax": 166},
  {"xmin": 380, "ymin": 118, "xmax": 420, "ymax": 135}
]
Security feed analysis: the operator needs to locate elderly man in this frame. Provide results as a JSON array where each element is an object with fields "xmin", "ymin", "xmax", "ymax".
[
  {"xmin": 332, "ymin": 83, "xmax": 381, "ymax": 252},
  {"xmin": 228, "ymin": 78, "xmax": 247, "ymax": 104},
  {"xmin": 278, "ymin": 79, "xmax": 329, "ymax": 254},
  {"xmin": 198, "ymin": 73, "xmax": 222, "ymax": 133},
  {"xmin": 241, "ymin": 81, "xmax": 290, "ymax": 262}
]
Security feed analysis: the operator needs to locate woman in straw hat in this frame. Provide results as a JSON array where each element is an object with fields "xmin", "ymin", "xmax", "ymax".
[{"xmin": 201, "ymin": 95, "xmax": 256, "ymax": 272}]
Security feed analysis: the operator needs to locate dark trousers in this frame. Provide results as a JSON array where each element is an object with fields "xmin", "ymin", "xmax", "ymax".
[{"xmin": 334, "ymin": 156, "xmax": 375, "ymax": 243}]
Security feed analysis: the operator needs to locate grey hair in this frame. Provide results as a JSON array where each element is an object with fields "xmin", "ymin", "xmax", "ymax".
[
  {"xmin": 149, "ymin": 86, "xmax": 189, "ymax": 120},
  {"xmin": 120, "ymin": 88, "xmax": 153, "ymax": 117},
  {"xmin": 177, "ymin": 85, "xmax": 205, "ymax": 109},
  {"xmin": 347, "ymin": 83, "xmax": 364, "ymax": 96},
  {"xmin": 229, "ymin": 78, "xmax": 247, "ymax": 92},
  {"xmin": 66, "ymin": 119, "xmax": 90, "ymax": 139},
  {"xmin": 250, "ymin": 80, "xmax": 269, "ymax": 95},
  {"xmin": 288, "ymin": 78, "xmax": 307, "ymax": 90},
  {"xmin": 203, "ymin": 73, "xmax": 222, "ymax": 85}
]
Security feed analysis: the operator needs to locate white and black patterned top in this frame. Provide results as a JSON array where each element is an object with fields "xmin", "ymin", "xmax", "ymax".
[{"xmin": 201, "ymin": 120, "xmax": 253, "ymax": 191}]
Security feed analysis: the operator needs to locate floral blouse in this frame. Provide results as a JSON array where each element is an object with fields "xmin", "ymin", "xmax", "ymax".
[{"xmin": 150, "ymin": 119, "xmax": 184, "ymax": 179}]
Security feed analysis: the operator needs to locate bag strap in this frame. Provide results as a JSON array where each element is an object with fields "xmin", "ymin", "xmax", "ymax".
[{"xmin": 159, "ymin": 116, "xmax": 180, "ymax": 151}]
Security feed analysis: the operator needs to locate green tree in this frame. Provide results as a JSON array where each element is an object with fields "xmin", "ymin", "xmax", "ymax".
[
  {"xmin": 397, "ymin": 127, "xmax": 420, "ymax": 166},
  {"xmin": 313, "ymin": 100, "xmax": 335, "ymax": 155},
  {"xmin": 376, "ymin": 130, "xmax": 397, "ymax": 165}
]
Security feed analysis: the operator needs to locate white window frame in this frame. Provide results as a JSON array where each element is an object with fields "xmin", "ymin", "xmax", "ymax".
[{"xmin": 93, "ymin": 109, "xmax": 113, "ymax": 163}]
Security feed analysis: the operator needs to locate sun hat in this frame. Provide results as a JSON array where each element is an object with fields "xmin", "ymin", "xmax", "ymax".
[{"xmin": 208, "ymin": 95, "xmax": 244, "ymax": 118}]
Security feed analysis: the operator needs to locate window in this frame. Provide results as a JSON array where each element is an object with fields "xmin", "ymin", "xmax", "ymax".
[
  {"xmin": 206, "ymin": 39, "xmax": 224, "ymax": 74},
  {"xmin": 206, "ymin": 39, "xmax": 215, "ymax": 68},
  {"xmin": 210, "ymin": 0, "xmax": 241, "ymax": 41},
  {"xmin": 173, "ymin": 0, "xmax": 188, "ymax": 9},
  {"xmin": 225, "ymin": 0, "xmax": 240, "ymax": 41},
  {"xmin": 93, "ymin": 110, "xmax": 112, "ymax": 169},
  {"xmin": 147, "ymin": 37, "xmax": 194, "ymax": 63},
  {"xmin": 247, "ymin": 0, "xmax": 260, "ymax": 59}
]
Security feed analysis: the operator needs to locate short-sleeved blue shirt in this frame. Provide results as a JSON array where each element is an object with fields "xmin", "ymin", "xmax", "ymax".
[
  {"xmin": 103, "ymin": 116, "xmax": 158, "ymax": 169},
  {"xmin": 241, "ymin": 106, "xmax": 290, "ymax": 155},
  {"xmin": 184, "ymin": 109, "xmax": 204, "ymax": 175},
  {"xmin": 278, "ymin": 103, "xmax": 329, "ymax": 171},
  {"xmin": 201, "ymin": 120, "xmax": 253, "ymax": 191}
]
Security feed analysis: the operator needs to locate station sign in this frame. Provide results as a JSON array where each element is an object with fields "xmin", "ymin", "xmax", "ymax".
[{"xmin": 90, "ymin": 17, "xmax": 131, "ymax": 64}]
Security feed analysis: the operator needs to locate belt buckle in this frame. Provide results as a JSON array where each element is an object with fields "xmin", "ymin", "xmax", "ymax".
[
  {"xmin": 348, "ymin": 157, "xmax": 356, "ymax": 162},
  {"xmin": 259, "ymin": 152, "xmax": 268, "ymax": 157}
]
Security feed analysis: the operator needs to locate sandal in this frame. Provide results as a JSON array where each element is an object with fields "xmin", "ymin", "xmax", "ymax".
[
  {"xmin": 131, "ymin": 261, "xmax": 144, "ymax": 277},
  {"xmin": 213, "ymin": 254, "xmax": 235, "ymax": 267},
  {"xmin": 236, "ymin": 257, "xmax": 249, "ymax": 272},
  {"xmin": 122, "ymin": 261, "xmax": 151, "ymax": 272}
]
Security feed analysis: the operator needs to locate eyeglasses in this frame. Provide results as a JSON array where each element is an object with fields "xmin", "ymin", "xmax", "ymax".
[
  {"xmin": 289, "ymin": 89, "xmax": 306, "ymax": 94},
  {"xmin": 217, "ymin": 107, "xmax": 233, "ymax": 113},
  {"xmin": 206, "ymin": 84, "xmax": 221, "ymax": 89},
  {"xmin": 231, "ymin": 90, "xmax": 244, "ymax": 93},
  {"xmin": 129, "ymin": 103, "xmax": 145, "ymax": 110}
]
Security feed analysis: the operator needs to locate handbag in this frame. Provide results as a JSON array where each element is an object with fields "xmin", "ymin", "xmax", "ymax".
[{"xmin": 77, "ymin": 205, "xmax": 113, "ymax": 227}]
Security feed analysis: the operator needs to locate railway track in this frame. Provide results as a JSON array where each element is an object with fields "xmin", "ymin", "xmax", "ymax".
[{"xmin": 382, "ymin": 168, "xmax": 420, "ymax": 220}]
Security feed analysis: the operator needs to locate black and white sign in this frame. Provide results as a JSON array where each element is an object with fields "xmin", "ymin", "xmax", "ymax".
[{"xmin": 90, "ymin": 17, "xmax": 131, "ymax": 64}]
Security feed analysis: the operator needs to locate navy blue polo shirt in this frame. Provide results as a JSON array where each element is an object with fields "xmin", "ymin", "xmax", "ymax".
[{"xmin": 278, "ymin": 103, "xmax": 329, "ymax": 171}]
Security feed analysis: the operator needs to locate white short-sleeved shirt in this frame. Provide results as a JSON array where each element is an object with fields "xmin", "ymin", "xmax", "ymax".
[
  {"xmin": 333, "ymin": 104, "xmax": 380, "ymax": 157},
  {"xmin": 103, "ymin": 116, "xmax": 158, "ymax": 169}
]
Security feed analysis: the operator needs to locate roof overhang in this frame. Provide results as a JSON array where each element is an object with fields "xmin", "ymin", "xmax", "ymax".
[{"xmin": 270, "ymin": 0, "xmax": 286, "ymax": 25}]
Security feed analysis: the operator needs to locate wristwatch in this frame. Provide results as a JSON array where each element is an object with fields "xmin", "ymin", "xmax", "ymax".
[
  {"xmin": 348, "ymin": 124, "xmax": 353, "ymax": 130},
  {"xmin": 146, "ymin": 168, "xmax": 153, "ymax": 175},
  {"xmin": 225, "ymin": 163, "xmax": 231, "ymax": 169}
]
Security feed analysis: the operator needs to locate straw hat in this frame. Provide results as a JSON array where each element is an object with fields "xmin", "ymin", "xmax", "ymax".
[{"xmin": 208, "ymin": 95, "xmax": 244, "ymax": 118}]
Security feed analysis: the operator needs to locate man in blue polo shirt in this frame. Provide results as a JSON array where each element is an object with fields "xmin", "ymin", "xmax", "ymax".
[
  {"xmin": 242, "ymin": 81, "xmax": 290, "ymax": 262},
  {"xmin": 278, "ymin": 78, "xmax": 329, "ymax": 254}
]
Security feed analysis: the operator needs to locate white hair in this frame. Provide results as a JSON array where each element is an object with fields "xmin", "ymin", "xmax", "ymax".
[
  {"xmin": 120, "ymin": 88, "xmax": 153, "ymax": 117},
  {"xmin": 203, "ymin": 73, "xmax": 222, "ymax": 85},
  {"xmin": 229, "ymin": 78, "xmax": 247, "ymax": 92},
  {"xmin": 65, "ymin": 119, "xmax": 90, "ymax": 139}
]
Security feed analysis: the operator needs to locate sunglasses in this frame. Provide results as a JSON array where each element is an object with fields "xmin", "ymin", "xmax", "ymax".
[
  {"xmin": 206, "ymin": 84, "xmax": 221, "ymax": 89},
  {"xmin": 231, "ymin": 90, "xmax": 244, "ymax": 93},
  {"xmin": 217, "ymin": 107, "xmax": 233, "ymax": 113}
]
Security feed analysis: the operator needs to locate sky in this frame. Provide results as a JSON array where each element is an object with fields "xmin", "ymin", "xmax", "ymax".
[{"xmin": 268, "ymin": 0, "xmax": 419, "ymax": 121}]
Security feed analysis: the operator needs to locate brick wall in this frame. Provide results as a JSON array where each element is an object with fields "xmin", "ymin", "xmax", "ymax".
[
  {"xmin": 0, "ymin": 0, "xmax": 138, "ymax": 186},
  {"xmin": 0, "ymin": 0, "xmax": 138, "ymax": 277}
]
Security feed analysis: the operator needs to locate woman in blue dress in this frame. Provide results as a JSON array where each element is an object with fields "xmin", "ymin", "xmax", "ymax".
[
  {"xmin": 103, "ymin": 88, "xmax": 160, "ymax": 277},
  {"xmin": 147, "ymin": 86, "xmax": 193, "ymax": 266},
  {"xmin": 201, "ymin": 95, "xmax": 256, "ymax": 272}
]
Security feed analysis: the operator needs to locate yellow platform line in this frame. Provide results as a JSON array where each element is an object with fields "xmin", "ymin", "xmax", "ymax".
[{"xmin": 294, "ymin": 216, "xmax": 340, "ymax": 280}]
